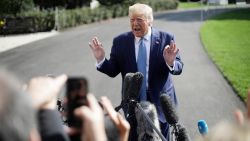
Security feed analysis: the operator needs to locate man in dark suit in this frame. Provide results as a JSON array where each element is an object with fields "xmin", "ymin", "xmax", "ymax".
[{"xmin": 89, "ymin": 3, "xmax": 183, "ymax": 141}]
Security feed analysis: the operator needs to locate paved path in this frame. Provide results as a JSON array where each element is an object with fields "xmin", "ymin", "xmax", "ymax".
[
  {"xmin": 159, "ymin": 8, "xmax": 247, "ymax": 138},
  {"xmin": 0, "ymin": 6, "xmax": 248, "ymax": 140},
  {"xmin": 0, "ymin": 30, "xmax": 58, "ymax": 52}
]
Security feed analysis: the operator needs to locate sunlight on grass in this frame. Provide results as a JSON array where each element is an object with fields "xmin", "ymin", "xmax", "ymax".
[
  {"xmin": 200, "ymin": 9, "xmax": 250, "ymax": 101},
  {"xmin": 178, "ymin": 2, "xmax": 206, "ymax": 9}
]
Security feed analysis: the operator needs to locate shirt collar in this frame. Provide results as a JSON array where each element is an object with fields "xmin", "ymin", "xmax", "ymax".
[{"xmin": 135, "ymin": 27, "xmax": 151, "ymax": 42}]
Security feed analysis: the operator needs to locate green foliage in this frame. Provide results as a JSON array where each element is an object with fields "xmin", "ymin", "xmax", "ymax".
[
  {"xmin": 21, "ymin": 0, "xmax": 35, "ymax": 12},
  {"xmin": 0, "ymin": 0, "xmax": 178, "ymax": 34},
  {"xmin": 0, "ymin": 0, "xmax": 34, "ymax": 16},
  {"xmin": 0, "ymin": 17, "xmax": 36, "ymax": 34},
  {"xmin": 65, "ymin": 0, "xmax": 92, "ymax": 9},
  {"xmin": 178, "ymin": 2, "xmax": 206, "ymax": 9},
  {"xmin": 54, "ymin": 0, "xmax": 178, "ymax": 29},
  {"xmin": 98, "ymin": 0, "xmax": 178, "ymax": 10},
  {"xmin": 33, "ymin": 0, "xmax": 66, "ymax": 9},
  {"xmin": 0, "ymin": 9, "xmax": 55, "ymax": 35},
  {"xmin": 98, "ymin": 0, "xmax": 129, "ymax": 6},
  {"xmin": 20, "ymin": 9, "xmax": 54, "ymax": 32},
  {"xmin": 135, "ymin": 0, "xmax": 178, "ymax": 11},
  {"xmin": 109, "ymin": 5, "xmax": 128, "ymax": 18},
  {"xmin": 200, "ymin": 9, "xmax": 250, "ymax": 101},
  {"xmin": 33, "ymin": 0, "xmax": 92, "ymax": 9}
]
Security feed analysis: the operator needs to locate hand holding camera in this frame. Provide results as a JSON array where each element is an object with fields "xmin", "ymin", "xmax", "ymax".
[
  {"xmin": 26, "ymin": 74, "xmax": 67, "ymax": 110},
  {"xmin": 26, "ymin": 75, "xmax": 130, "ymax": 141}
]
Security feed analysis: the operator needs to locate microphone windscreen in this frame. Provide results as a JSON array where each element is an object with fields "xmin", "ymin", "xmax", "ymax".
[
  {"xmin": 135, "ymin": 101, "xmax": 161, "ymax": 141},
  {"xmin": 176, "ymin": 124, "xmax": 190, "ymax": 141},
  {"xmin": 122, "ymin": 72, "xmax": 143, "ymax": 101},
  {"xmin": 122, "ymin": 73, "xmax": 133, "ymax": 101},
  {"xmin": 129, "ymin": 72, "xmax": 143, "ymax": 100},
  {"xmin": 160, "ymin": 94, "xmax": 178, "ymax": 125},
  {"xmin": 198, "ymin": 120, "xmax": 208, "ymax": 135}
]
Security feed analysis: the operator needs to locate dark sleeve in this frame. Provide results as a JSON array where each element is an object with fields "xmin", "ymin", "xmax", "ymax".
[
  {"xmin": 97, "ymin": 36, "xmax": 121, "ymax": 77},
  {"xmin": 37, "ymin": 109, "xmax": 70, "ymax": 141},
  {"xmin": 171, "ymin": 52, "xmax": 184, "ymax": 75},
  {"xmin": 169, "ymin": 34, "xmax": 184, "ymax": 75}
]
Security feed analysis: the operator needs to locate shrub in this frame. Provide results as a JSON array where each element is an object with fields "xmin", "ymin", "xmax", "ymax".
[
  {"xmin": 22, "ymin": 9, "xmax": 55, "ymax": 32},
  {"xmin": 0, "ymin": 0, "xmax": 34, "ymax": 16},
  {"xmin": 0, "ymin": 17, "xmax": 35, "ymax": 35},
  {"xmin": 142, "ymin": 0, "xmax": 178, "ymax": 11},
  {"xmin": 98, "ymin": 0, "xmax": 128, "ymax": 6},
  {"xmin": 0, "ymin": 0, "xmax": 178, "ymax": 34}
]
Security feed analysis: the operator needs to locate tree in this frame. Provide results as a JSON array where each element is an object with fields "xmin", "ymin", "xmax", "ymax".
[
  {"xmin": 0, "ymin": 0, "xmax": 34, "ymax": 16},
  {"xmin": 98, "ymin": 0, "xmax": 132, "ymax": 6},
  {"xmin": 66, "ymin": 0, "xmax": 92, "ymax": 9},
  {"xmin": 33, "ymin": 0, "xmax": 67, "ymax": 9},
  {"xmin": 33, "ymin": 0, "xmax": 92, "ymax": 10}
]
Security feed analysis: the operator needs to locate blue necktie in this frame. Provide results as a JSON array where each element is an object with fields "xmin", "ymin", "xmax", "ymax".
[{"xmin": 137, "ymin": 38, "xmax": 147, "ymax": 101}]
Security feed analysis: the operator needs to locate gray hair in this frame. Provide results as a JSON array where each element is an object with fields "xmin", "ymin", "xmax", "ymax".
[
  {"xmin": 0, "ymin": 70, "xmax": 37, "ymax": 141},
  {"xmin": 129, "ymin": 3, "xmax": 154, "ymax": 25},
  {"xmin": 135, "ymin": 101, "xmax": 160, "ymax": 141}
]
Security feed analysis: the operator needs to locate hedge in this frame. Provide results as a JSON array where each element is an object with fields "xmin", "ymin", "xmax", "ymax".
[{"xmin": 0, "ymin": 0, "xmax": 178, "ymax": 35}]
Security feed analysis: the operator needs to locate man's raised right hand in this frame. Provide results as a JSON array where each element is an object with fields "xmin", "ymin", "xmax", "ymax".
[{"xmin": 89, "ymin": 37, "xmax": 105, "ymax": 63}]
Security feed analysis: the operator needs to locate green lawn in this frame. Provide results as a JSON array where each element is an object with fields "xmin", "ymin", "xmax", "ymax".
[
  {"xmin": 200, "ymin": 9, "xmax": 250, "ymax": 101},
  {"xmin": 178, "ymin": 2, "xmax": 206, "ymax": 9}
]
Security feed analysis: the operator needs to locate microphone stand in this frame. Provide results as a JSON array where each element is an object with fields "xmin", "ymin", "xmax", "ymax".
[
  {"xmin": 115, "ymin": 99, "xmax": 127, "ymax": 112},
  {"xmin": 170, "ymin": 124, "xmax": 177, "ymax": 141},
  {"xmin": 174, "ymin": 124, "xmax": 183, "ymax": 141},
  {"xmin": 170, "ymin": 123, "xmax": 189, "ymax": 141},
  {"xmin": 129, "ymin": 99, "xmax": 168, "ymax": 141}
]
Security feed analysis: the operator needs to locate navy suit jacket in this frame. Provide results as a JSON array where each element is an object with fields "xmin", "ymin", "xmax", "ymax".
[{"xmin": 98, "ymin": 28, "xmax": 183, "ymax": 122}]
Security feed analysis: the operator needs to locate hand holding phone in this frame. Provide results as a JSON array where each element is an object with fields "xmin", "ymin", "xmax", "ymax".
[{"xmin": 66, "ymin": 77, "xmax": 88, "ymax": 128}]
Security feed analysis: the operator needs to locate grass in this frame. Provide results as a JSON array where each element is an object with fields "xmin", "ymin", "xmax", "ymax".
[
  {"xmin": 178, "ymin": 2, "xmax": 206, "ymax": 9},
  {"xmin": 200, "ymin": 9, "xmax": 250, "ymax": 101}
]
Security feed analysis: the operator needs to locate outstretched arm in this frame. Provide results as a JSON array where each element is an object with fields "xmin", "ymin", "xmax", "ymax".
[{"xmin": 90, "ymin": 36, "xmax": 121, "ymax": 78}]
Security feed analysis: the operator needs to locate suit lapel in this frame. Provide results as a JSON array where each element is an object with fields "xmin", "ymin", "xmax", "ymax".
[
  {"xmin": 128, "ymin": 32, "xmax": 137, "ymax": 72},
  {"xmin": 148, "ymin": 28, "xmax": 161, "ymax": 84}
]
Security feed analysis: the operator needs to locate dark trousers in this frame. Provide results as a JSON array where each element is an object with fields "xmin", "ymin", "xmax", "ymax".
[{"xmin": 160, "ymin": 121, "xmax": 170, "ymax": 141}]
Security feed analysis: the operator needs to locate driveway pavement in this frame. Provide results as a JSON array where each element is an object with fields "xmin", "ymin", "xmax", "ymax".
[
  {"xmin": 0, "ymin": 5, "xmax": 249, "ymax": 140},
  {"xmin": 0, "ymin": 30, "xmax": 58, "ymax": 52}
]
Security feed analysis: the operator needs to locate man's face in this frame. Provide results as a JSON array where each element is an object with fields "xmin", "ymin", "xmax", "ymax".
[{"xmin": 130, "ymin": 13, "xmax": 151, "ymax": 37}]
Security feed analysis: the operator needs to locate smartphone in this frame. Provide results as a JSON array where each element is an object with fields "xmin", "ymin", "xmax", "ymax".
[{"xmin": 66, "ymin": 77, "xmax": 88, "ymax": 128}]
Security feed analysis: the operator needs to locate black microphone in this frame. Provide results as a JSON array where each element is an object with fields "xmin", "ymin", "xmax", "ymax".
[
  {"xmin": 130, "ymin": 72, "xmax": 143, "ymax": 100},
  {"xmin": 122, "ymin": 72, "xmax": 143, "ymax": 101},
  {"xmin": 160, "ymin": 94, "xmax": 190, "ymax": 141},
  {"xmin": 122, "ymin": 73, "xmax": 134, "ymax": 102},
  {"xmin": 159, "ymin": 94, "xmax": 179, "ymax": 125},
  {"xmin": 116, "ymin": 72, "xmax": 143, "ymax": 111},
  {"xmin": 124, "ymin": 73, "xmax": 167, "ymax": 141},
  {"xmin": 176, "ymin": 124, "xmax": 190, "ymax": 141}
]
